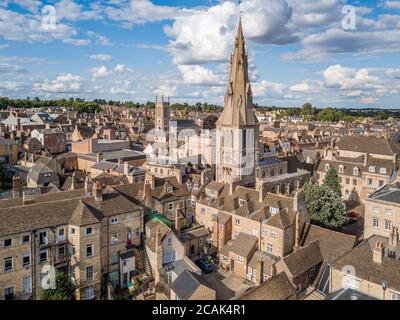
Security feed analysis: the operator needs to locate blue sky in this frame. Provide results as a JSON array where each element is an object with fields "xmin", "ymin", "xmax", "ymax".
[{"xmin": 0, "ymin": 0, "xmax": 400, "ymax": 108}]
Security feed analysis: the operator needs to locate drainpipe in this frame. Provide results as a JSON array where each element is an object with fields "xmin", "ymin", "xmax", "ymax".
[{"xmin": 31, "ymin": 230, "xmax": 36, "ymax": 299}]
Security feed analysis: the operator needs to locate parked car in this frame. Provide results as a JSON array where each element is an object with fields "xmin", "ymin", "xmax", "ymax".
[
  {"xmin": 195, "ymin": 259, "xmax": 213, "ymax": 273},
  {"xmin": 345, "ymin": 210, "xmax": 358, "ymax": 224}
]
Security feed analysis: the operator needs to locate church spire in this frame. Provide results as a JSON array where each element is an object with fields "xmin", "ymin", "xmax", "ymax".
[{"xmin": 217, "ymin": 19, "xmax": 257, "ymax": 127}]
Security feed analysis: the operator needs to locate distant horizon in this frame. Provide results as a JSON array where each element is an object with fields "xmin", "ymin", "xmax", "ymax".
[
  {"xmin": 2, "ymin": 96, "xmax": 400, "ymax": 112},
  {"xmin": 0, "ymin": 0, "xmax": 400, "ymax": 108}
]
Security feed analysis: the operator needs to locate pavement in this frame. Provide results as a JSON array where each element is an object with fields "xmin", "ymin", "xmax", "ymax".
[{"xmin": 200, "ymin": 267, "xmax": 253, "ymax": 300}]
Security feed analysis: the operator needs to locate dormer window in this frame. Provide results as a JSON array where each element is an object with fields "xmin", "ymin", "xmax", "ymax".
[
  {"xmin": 239, "ymin": 199, "xmax": 246, "ymax": 206},
  {"xmin": 353, "ymin": 167, "xmax": 359, "ymax": 176},
  {"xmin": 369, "ymin": 166, "xmax": 376, "ymax": 173},
  {"xmin": 167, "ymin": 186, "xmax": 173, "ymax": 193},
  {"xmin": 380, "ymin": 167, "xmax": 387, "ymax": 174},
  {"xmin": 339, "ymin": 165, "xmax": 344, "ymax": 173},
  {"xmin": 325, "ymin": 164, "xmax": 330, "ymax": 172}
]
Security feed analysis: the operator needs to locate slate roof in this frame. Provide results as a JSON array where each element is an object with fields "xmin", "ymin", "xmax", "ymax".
[
  {"xmin": 238, "ymin": 272, "xmax": 295, "ymax": 300},
  {"xmin": 282, "ymin": 241, "xmax": 323, "ymax": 278},
  {"xmin": 222, "ymin": 232, "xmax": 258, "ymax": 258},
  {"xmin": 301, "ymin": 224, "xmax": 357, "ymax": 263},
  {"xmin": 332, "ymin": 235, "xmax": 400, "ymax": 292},
  {"xmin": 336, "ymin": 135, "xmax": 395, "ymax": 156},
  {"xmin": 0, "ymin": 186, "xmax": 140, "ymax": 236},
  {"xmin": 170, "ymin": 270, "xmax": 215, "ymax": 300}
]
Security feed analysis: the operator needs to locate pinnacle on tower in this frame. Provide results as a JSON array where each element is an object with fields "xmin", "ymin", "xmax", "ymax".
[{"xmin": 216, "ymin": 19, "xmax": 257, "ymax": 127}]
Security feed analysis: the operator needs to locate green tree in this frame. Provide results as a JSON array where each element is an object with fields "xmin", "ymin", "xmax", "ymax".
[
  {"xmin": 304, "ymin": 183, "xmax": 347, "ymax": 230},
  {"xmin": 41, "ymin": 272, "xmax": 76, "ymax": 300},
  {"xmin": 323, "ymin": 167, "xmax": 342, "ymax": 197}
]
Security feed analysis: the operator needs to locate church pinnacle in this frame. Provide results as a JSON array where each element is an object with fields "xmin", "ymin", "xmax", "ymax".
[{"xmin": 216, "ymin": 19, "xmax": 257, "ymax": 127}]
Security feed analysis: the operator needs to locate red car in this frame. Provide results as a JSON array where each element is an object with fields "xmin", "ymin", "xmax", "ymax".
[{"xmin": 346, "ymin": 210, "xmax": 358, "ymax": 224}]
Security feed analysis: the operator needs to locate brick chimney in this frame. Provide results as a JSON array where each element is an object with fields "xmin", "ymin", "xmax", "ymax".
[
  {"xmin": 124, "ymin": 162, "xmax": 130, "ymax": 176},
  {"xmin": 229, "ymin": 180, "xmax": 239, "ymax": 195},
  {"xmin": 93, "ymin": 181, "xmax": 103, "ymax": 201},
  {"xmin": 175, "ymin": 207, "xmax": 181, "ymax": 232},
  {"xmin": 174, "ymin": 169, "xmax": 182, "ymax": 184},
  {"xmin": 84, "ymin": 175, "xmax": 90, "ymax": 195},
  {"xmin": 259, "ymin": 182, "xmax": 268, "ymax": 203},
  {"xmin": 155, "ymin": 225, "xmax": 163, "ymax": 283},
  {"xmin": 145, "ymin": 173, "xmax": 155, "ymax": 189},
  {"xmin": 373, "ymin": 241, "xmax": 384, "ymax": 264},
  {"xmin": 294, "ymin": 211, "xmax": 301, "ymax": 249},
  {"xmin": 12, "ymin": 175, "xmax": 22, "ymax": 198},
  {"xmin": 389, "ymin": 226, "xmax": 399, "ymax": 247},
  {"xmin": 96, "ymin": 152, "xmax": 103, "ymax": 163},
  {"xmin": 255, "ymin": 257, "xmax": 264, "ymax": 285},
  {"xmin": 22, "ymin": 192, "xmax": 35, "ymax": 205},
  {"xmin": 142, "ymin": 182, "xmax": 152, "ymax": 208},
  {"xmin": 270, "ymin": 263, "xmax": 277, "ymax": 277}
]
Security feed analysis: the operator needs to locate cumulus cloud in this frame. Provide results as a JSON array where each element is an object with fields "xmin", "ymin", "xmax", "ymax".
[
  {"xmin": 154, "ymin": 81, "xmax": 177, "ymax": 97},
  {"xmin": 89, "ymin": 64, "xmax": 134, "ymax": 79},
  {"xmin": 103, "ymin": 0, "xmax": 191, "ymax": 25},
  {"xmin": 86, "ymin": 31, "xmax": 112, "ymax": 46},
  {"xmin": 63, "ymin": 38, "xmax": 91, "ymax": 46},
  {"xmin": 289, "ymin": 81, "xmax": 321, "ymax": 93},
  {"xmin": 10, "ymin": 0, "xmax": 42, "ymax": 13},
  {"xmin": 178, "ymin": 65, "xmax": 224, "ymax": 86},
  {"xmin": 0, "ymin": 63, "xmax": 27, "ymax": 74},
  {"xmin": 54, "ymin": 0, "xmax": 100, "ymax": 22},
  {"xmin": 164, "ymin": 0, "xmax": 296, "ymax": 65},
  {"xmin": 384, "ymin": 1, "xmax": 400, "ymax": 9},
  {"xmin": 252, "ymin": 80, "xmax": 286, "ymax": 97},
  {"xmin": 323, "ymin": 64, "xmax": 382, "ymax": 90},
  {"xmin": 33, "ymin": 73, "xmax": 84, "ymax": 93},
  {"xmin": 89, "ymin": 54, "xmax": 113, "ymax": 61},
  {"xmin": 90, "ymin": 65, "xmax": 110, "ymax": 78}
]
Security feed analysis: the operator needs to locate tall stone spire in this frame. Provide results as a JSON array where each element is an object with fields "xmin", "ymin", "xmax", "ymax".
[{"xmin": 217, "ymin": 19, "xmax": 257, "ymax": 127}]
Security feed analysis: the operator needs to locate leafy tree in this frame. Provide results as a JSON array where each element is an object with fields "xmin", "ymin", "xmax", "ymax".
[
  {"xmin": 323, "ymin": 167, "xmax": 342, "ymax": 197},
  {"xmin": 304, "ymin": 183, "xmax": 347, "ymax": 230},
  {"xmin": 41, "ymin": 272, "xmax": 76, "ymax": 300}
]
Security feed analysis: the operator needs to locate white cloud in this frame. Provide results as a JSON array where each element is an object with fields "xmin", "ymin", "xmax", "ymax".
[
  {"xmin": 164, "ymin": 0, "xmax": 296, "ymax": 65},
  {"xmin": 86, "ymin": 31, "xmax": 112, "ymax": 46},
  {"xmin": 178, "ymin": 65, "xmax": 224, "ymax": 86},
  {"xmin": 11, "ymin": 0, "xmax": 42, "ymax": 13},
  {"xmin": 323, "ymin": 64, "xmax": 382, "ymax": 90},
  {"xmin": 63, "ymin": 38, "xmax": 91, "ymax": 46},
  {"xmin": 104, "ymin": 0, "xmax": 190, "ymax": 25},
  {"xmin": 114, "ymin": 64, "xmax": 134, "ymax": 74},
  {"xmin": 252, "ymin": 80, "xmax": 286, "ymax": 97},
  {"xmin": 33, "ymin": 73, "xmax": 84, "ymax": 93},
  {"xmin": 290, "ymin": 82, "xmax": 314, "ymax": 93},
  {"xmin": 0, "ymin": 8, "xmax": 78, "ymax": 43},
  {"xmin": 154, "ymin": 81, "xmax": 177, "ymax": 97},
  {"xmin": 0, "ymin": 63, "xmax": 27, "ymax": 74},
  {"xmin": 0, "ymin": 44, "xmax": 9, "ymax": 49},
  {"xmin": 89, "ymin": 64, "xmax": 134, "ymax": 79},
  {"xmin": 110, "ymin": 80, "xmax": 134, "ymax": 95},
  {"xmin": 90, "ymin": 65, "xmax": 110, "ymax": 78},
  {"xmin": 384, "ymin": 1, "xmax": 400, "ymax": 9},
  {"xmin": 89, "ymin": 54, "xmax": 113, "ymax": 61},
  {"xmin": 55, "ymin": 0, "xmax": 100, "ymax": 22}
]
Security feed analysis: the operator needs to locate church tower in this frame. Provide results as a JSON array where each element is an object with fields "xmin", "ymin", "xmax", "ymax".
[
  {"xmin": 216, "ymin": 19, "xmax": 259, "ymax": 186},
  {"xmin": 155, "ymin": 96, "xmax": 170, "ymax": 132}
]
